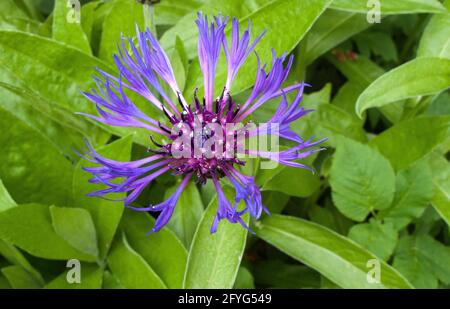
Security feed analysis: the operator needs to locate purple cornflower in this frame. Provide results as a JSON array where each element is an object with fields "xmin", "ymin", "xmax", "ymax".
[{"xmin": 80, "ymin": 13, "xmax": 325, "ymax": 234}]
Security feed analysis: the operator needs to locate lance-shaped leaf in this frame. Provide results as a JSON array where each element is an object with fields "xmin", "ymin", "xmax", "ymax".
[
  {"xmin": 254, "ymin": 214, "xmax": 412, "ymax": 288},
  {"xmin": 356, "ymin": 58, "xmax": 450, "ymax": 118},
  {"xmin": 417, "ymin": 0, "xmax": 450, "ymax": 59},
  {"xmin": 183, "ymin": 190, "xmax": 249, "ymax": 288}
]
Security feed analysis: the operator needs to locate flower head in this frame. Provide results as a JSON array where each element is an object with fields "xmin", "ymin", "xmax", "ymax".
[{"xmin": 80, "ymin": 13, "xmax": 325, "ymax": 234}]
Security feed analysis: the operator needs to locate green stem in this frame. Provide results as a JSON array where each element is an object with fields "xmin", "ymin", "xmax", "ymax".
[{"xmin": 143, "ymin": 3, "xmax": 156, "ymax": 34}]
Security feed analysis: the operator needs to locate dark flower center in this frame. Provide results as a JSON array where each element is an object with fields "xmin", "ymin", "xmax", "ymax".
[{"xmin": 149, "ymin": 89, "xmax": 245, "ymax": 184}]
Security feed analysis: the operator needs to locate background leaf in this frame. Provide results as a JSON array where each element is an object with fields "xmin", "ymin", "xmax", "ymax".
[
  {"xmin": 165, "ymin": 182, "xmax": 204, "ymax": 249},
  {"xmin": 50, "ymin": 206, "xmax": 99, "ymax": 259},
  {"xmin": 72, "ymin": 136, "xmax": 132, "ymax": 260},
  {"xmin": 98, "ymin": 0, "xmax": 144, "ymax": 63},
  {"xmin": 254, "ymin": 214, "xmax": 412, "ymax": 288},
  {"xmin": 52, "ymin": 0, "xmax": 91, "ymax": 53},
  {"xmin": 379, "ymin": 160, "xmax": 434, "ymax": 229},
  {"xmin": 183, "ymin": 190, "xmax": 249, "ymax": 288},
  {"xmin": 107, "ymin": 233, "xmax": 166, "ymax": 289},
  {"xmin": 356, "ymin": 58, "xmax": 450, "ymax": 117},
  {"xmin": 185, "ymin": 0, "xmax": 334, "ymax": 95},
  {"xmin": 417, "ymin": 0, "xmax": 450, "ymax": 59},
  {"xmin": 0, "ymin": 179, "xmax": 16, "ymax": 212},
  {"xmin": 305, "ymin": 10, "xmax": 371, "ymax": 65},
  {"xmin": 348, "ymin": 220, "xmax": 398, "ymax": 261},
  {"xmin": 369, "ymin": 116, "xmax": 450, "ymax": 171},
  {"xmin": 0, "ymin": 204, "xmax": 96, "ymax": 261},
  {"xmin": 121, "ymin": 209, "xmax": 187, "ymax": 289},
  {"xmin": 45, "ymin": 264, "xmax": 103, "ymax": 289},
  {"xmin": 0, "ymin": 108, "xmax": 72, "ymax": 205},
  {"xmin": 330, "ymin": 0, "xmax": 446, "ymax": 14},
  {"xmin": 329, "ymin": 137, "xmax": 396, "ymax": 221}
]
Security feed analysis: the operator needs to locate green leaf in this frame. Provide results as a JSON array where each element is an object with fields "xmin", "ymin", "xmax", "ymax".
[
  {"xmin": 254, "ymin": 84, "xmax": 362, "ymax": 148},
  {"xmin": 0, "ymin": 30, "xmax": 108, "ymax": 112},
  {"xmin": 0, "ymin": 1, "xmax": 40, "ymax": 33},
  {"xmin": 50, "ymin": 206, "xmax": 99, "ymax": 259},
  {"xmin": 0, "ymin": 83, "xmax": 105, "ymax": 161},
  {"xmin": 80, "ymin": 1, "xmax": 99, "ymax": 43},
  {"xmin": 253, "ymin": 260, "xmax": 321, "ymax": 288},
  {"xmin": 428, "ymin": 153, "xmax": 450, "ymax": 227},
  {"xmin": 300, "ymin": 103, "xmax": 367, "ymax": 147},
  {"xmin": 184, "ymin": 0, "xmax": 334, "ymax": 95},
  {"xmin": 107, "ymin": 233, "xmax": 166, "ymax": 289},
  {"xmin": 233, "ymin": 266, "xmax": 255, "ymax": 289},
  {"xmin": 305, "ymin": 10, "xmax": 371, "ymax": 65},
  {"xmin": 348, "ymin": 220, "xmax": 398, "ymax": 261},
  {"xmin": 52, "ymin": 0, "xmax": 91, "ymax": 54},
  {"xmin": 102, "ymin": 270, "xmax": 123, "ymax": 289},
  {"xmin": 254, "ymin": 214, "xmax": 412, "ymax": 288},
  {"xmin": 0, "ymin": 107, "xmax": 72, "ymax": 205},
  {"xmin": 165, "ymin": 182, "xmax": 204, "ymax": 249},
  {"xmin": 326, "ymin": 54, "xmax": 384, "ymax": 88},
  {"xmin": 1, "ymin": 265, "xmax": 42, "ymax": 288},
  {"xmin": 72, "ymin": 136, "xmax": 133, "ymax": 260},
  {"xmin": 354, "ymin": 32, "xmax": 398, "ymax": 62},
  {"xmin": 379, "ymin": 161, "xmax": 434, "ymax": 229},
  {"xmin": 154, "ymin": 0, "xmax": 202, "ymax": 26},
  {"xmin": 427, "ymin": 91, "xmax": 450, "ymax": 116},
  {"xmin": 0, "ymin": 179, "xmax": 16, "ymax": 212},
  {"xmin": 0, "ymin": 204, "xmax": 96, "ymax": 261},
  {"xmin": 331, "ymin": 81, "xmax": 366, "ymax": 120},
  {"xmin": 393, "ymin": 239, "xmax": 437, "ymax": 288},
  {"xmin": 0, "ymin": 30, "xmax": 149, "ymax": 146},
  {"xmin": 307, "ymin": 203, "xmax": 353, "ymax": 235},
  {"xmin": 369, "ymin": 116, "xmax": 450, "ymax": 171},
  {"xmin": 183, "ymin": 190, "xmax": 249, "ymax": 288},
  {"xmin": 417, "ymin": 0, "xmax": 450, "ymax": 59},
  {"xmin": 330, "ymin": 137, "xmax": 396, "ymax": 221},
  {"xmin": 98, "ymin": 0, "xmax": 144, "ymax": 63},
  {"xmin": 121, "ymin": 209, "xmax": 188, "ymax": 289},
  {"xmin": 330, "ymin": 0, "xmax": 447, "ymax": 14},
  {"xmin": 0, "ymin": 0, "xmax": 29, "ymax": 20},
  {"xmin": 262, "ymin": 191, "xmax": 290, "ymax": 214},
  {"xmin": 326, "ymin": 54, "xmax": 406, "ymax": 123},
  {"xmin": 0, "ymin": 239, "xmax": 44, "ymax": 285},
  {"xmin": 166, "ymin": 37, "xmax": 188, "ymax": 93},
  {"xmin": 394, "ymin": 235, "xmax": 450, "ymax": 288},
  {"xmin": 259, "ymin": 165, "xmax": 320, "ymax": 198},
  {"xmin": 0, "ymin": 274, "xmax": 11, "ymax": 289},
  {"xmin": 45, "ymin": 263, "xmax": 103, "ymax": 289},
  {"xmin": 415, "ymin": 236, "xmax": 450, "ymax": 285},
  {"xmin": 356, "ymin": 58, "xmax": 450, "ymax": 118}
]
